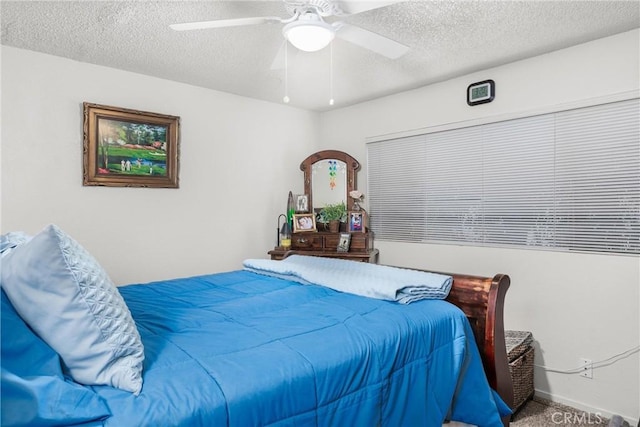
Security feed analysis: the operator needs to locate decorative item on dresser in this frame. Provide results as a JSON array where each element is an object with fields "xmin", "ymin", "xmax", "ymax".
[
  {"xmin": 348, "ymin": 210, "xmax": 366, "ymax": 233},
  {"xmin": 295, "ymin": 194, "xmax": 309, "ymax": 213},
  {"xmin": 269, "ymin": 150, "xmax": 379, "ymax": 263},
  {"xmin": 318, "ymin": 202, "xmax": 347, "ymax": 233},
  {"xmin": 349, "ymin": 190, "xmax": 364, "ymax": 211},
  {"xmin": 293, "ymin": 213, "xmax": 317, "ymax": 233},
  {"xmin": 337, "ymin": 233, "xmax": 351, "ymax": 252},
  {"xmin": 277, "ymin": 214, "xmax": 292, "ymax": 250}
]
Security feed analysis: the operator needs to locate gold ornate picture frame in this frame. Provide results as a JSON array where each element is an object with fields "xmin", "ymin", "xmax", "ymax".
[
  {"xmin": 293, "ymin": 213, "xmax": 317, "ymax": 233},
  {"xmin": 83, "ymin": 103, "xmax": 180, "ymax": 188}
]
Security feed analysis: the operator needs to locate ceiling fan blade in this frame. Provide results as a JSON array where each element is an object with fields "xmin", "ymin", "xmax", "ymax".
[
  {"xmin": 334, "ymin": 0, "xmax": 404, "ymax": 15},
  {"xmin": 335, "ymin": 23, "xmax": 408, "ymax": 59},
  {"xmin": 170, "ymin": 16, "xmax": 282, "ymax": 31}
]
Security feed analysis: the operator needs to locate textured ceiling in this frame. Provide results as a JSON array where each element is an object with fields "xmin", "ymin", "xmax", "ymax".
[{"xmin": 2, "ymin": 1, "xmax": 639, "ymax": 111}]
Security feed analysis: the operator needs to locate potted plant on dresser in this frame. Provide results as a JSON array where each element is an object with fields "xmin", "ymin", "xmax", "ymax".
[{"xmin": 318, "ymin": 202, "xmax": 347, "ymax": 233}]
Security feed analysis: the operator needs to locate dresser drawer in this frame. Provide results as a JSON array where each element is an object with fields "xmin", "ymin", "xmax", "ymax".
[
  {"xmin": 323, "ymin": 234, "xmax": 341, "ymax": 251},
  {"xmin": 291, "ymin": 234, "xmax": 323, "ymax": 250},
  {"xmin": 350, "ymin": 233, "xmax": 372, "ymax": 252},
  {"xmin": 324, "ymin": 233, "xmax": 372, "ymax": 253}
]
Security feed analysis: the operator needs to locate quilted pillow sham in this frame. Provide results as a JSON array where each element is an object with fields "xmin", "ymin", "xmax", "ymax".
[{"xmin": 0, "ymin": 224, "xmax": 144, "ymax": 394}]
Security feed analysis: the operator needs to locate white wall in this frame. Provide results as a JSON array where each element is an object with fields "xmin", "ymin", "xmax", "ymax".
[
  {"xmin": 318, "ymin": 30, "xmax": 640, "ymax": 422},
  {"xmin": 2, "ymin": 29, "xmax": 639, "ymax": 422},
  {"xmin": 1, "ymin": 46, "xmax": 319, "ymax": 284}
]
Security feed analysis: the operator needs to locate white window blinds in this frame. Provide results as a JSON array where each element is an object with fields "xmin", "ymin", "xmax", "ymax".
[{"xmin": 367, "ymin": 98, "xmax": 640, "ymax": 255}]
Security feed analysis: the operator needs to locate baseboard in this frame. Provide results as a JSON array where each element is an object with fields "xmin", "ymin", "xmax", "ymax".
[{"xmin": 535, "ymin": 389, "xmax": 639, "ymax": 426}]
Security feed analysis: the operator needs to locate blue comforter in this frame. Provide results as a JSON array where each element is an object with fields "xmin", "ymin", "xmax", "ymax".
[
  {"xmin": 3, "ymin": 269, "xmax": 509, "ymax": 426},
  {"xmin": 103, "ymin": 270, "xmax": 507, "ymax": 426}
]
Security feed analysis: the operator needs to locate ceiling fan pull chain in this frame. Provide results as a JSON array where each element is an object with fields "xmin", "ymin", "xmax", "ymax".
[
  {"xmin": 283, "ymin": 42, "xmax": 290, "ymax": 104},
  {"xmin": 329, "ymin": 42, "xmax": 334, "ymax": 106}
]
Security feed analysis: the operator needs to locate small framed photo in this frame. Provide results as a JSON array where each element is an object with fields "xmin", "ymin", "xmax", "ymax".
[
  {"xmin": 348, "ymin": 211, "xmax": 366, "ymax": 233},
  {"xmin": 295, "ymin": 194, "xmax": 309, "ymax": 213},
  {"xmin": 293, "ymin": 213, "xmax": 317, "ymax": 233},
  {"xmin": 337, "ymin": 233, "xmax": 351, "ymax": 252}
]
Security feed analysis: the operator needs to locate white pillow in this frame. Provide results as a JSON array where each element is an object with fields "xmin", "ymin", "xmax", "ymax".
[{"xmin": 0, "ymin": 224, "xmax": 144, "ymax": 394}]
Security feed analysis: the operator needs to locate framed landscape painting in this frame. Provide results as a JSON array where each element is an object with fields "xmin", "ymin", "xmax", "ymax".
[{"xmin": 83, "ymin": 103, "xmax": 180, "ymax": 188}]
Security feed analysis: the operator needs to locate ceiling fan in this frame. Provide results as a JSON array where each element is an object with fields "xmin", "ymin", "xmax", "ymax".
[{"xmin": 169, "ymin": 0, "xmax": 409, "ymax": 60}]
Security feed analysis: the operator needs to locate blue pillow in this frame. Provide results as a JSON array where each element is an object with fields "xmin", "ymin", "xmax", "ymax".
[
  {"xmin": 1, "ymin": 290, "xmax": 61, "ymax": 377},
  {"xmin": 1, "ymin": 224, "xmax": 145, "ymax": 394},
  {"xmin": 1, "ymin": 290, "xmax": 111, "ymax": 426}
]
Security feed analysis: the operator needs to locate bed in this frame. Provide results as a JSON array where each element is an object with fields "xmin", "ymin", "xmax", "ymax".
[{"xmin": 1, "ymin": 225, "xmax": 514, "ymax": 427}]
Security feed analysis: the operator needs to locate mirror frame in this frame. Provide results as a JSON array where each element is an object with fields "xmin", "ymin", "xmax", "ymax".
[{"xmin": 300, "ymin": 150, "xmax": 360, "ymax": 213}]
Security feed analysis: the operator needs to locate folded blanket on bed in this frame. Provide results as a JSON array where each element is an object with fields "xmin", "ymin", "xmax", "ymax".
[{"xmin": 243, "ymin": 255, "xmax": 452, "ymax": 304}]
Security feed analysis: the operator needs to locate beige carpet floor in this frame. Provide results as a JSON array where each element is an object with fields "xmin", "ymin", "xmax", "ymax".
[
  {"xmin": 447, "ymin": 395, "xmax": 633, "ymax": 427},
  {"xmin": 512, "ymin": 396, "xmax": 631, "ymax": 427}
]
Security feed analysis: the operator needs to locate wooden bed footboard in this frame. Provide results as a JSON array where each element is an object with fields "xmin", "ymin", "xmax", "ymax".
[{"xmin": 444, "ymin": 271, "xmax": 514, "ymax": 422}]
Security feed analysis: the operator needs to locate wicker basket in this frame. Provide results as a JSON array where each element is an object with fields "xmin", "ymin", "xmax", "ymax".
[
  {"xmin": 505, "ymin": 330, "xmax": 534, "ymax": 414},
  {"xmin": 509, "ymin": 346, "xmax": 534, "ymax": 412},
  {"xmin": 506, "ymin": 330, "xmax": 533, "ymax": 361}
]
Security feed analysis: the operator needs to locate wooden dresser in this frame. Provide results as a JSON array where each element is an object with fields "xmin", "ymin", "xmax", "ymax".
[
  {"xmin": 271, "ymin": 149, "xmax": 379, "ymax": 264},
  {"xmin": 269, "ymin": 231, "xmax": 379, "ymax": 263}
]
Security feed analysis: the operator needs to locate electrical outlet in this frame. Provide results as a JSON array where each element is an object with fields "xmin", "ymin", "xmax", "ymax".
[{"xmin": 579, "ymin": 358, "xmax": 593, "ymax": 379}]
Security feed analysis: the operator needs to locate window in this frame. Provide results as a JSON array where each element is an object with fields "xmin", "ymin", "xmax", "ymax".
[{"xmin": 367, "ymin": 98, "xmax": 640, "ymax": 255}]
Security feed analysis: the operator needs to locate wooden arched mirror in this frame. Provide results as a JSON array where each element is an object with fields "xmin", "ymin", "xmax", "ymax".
[
  {"xmin": 300, "ymin": 150, "xmax": 360, "ymax": 213},
  {"xmin": 268, "ymin": 150, "xmax": 376, "ymax": 263}
]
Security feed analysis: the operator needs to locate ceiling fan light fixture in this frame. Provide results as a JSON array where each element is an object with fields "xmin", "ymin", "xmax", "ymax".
[{"xmin": 283, "ymin": 13, "xmax": 335, "ymax": 52}]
